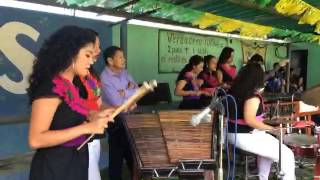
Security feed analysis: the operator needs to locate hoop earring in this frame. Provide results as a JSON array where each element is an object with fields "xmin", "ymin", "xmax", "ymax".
[{"xmin": 72, "ymin": 63, "xmax": 75, "ymax": 70}]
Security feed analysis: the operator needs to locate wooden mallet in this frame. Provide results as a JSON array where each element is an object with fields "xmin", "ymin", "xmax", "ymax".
[{"xmin": 77, "ymin": 80, "xmax": 157, "ymax": 150}]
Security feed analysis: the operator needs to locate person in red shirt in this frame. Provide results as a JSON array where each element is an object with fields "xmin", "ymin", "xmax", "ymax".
[
  {"xmin": 217, "ymin": 47, "xmax": 237, "ymax": 90},
  {"xmin": 198, "ymin": 55, "xmax": 219, "ymax": 106}
]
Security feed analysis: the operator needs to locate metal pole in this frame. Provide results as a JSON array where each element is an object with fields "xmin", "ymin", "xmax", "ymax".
[
  {"xmin": 217, "ymin": 113, "xmax": 224, "ymax": 180},
  {"xmin": 277, "ymin": 100, "xmax": 285, "ymax": 179},
  {"xmin": 286, "ymin": 44, "xmax": 291, "ymax": 93}
]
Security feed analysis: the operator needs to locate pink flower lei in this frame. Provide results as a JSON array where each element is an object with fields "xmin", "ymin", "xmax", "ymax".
[{"xmin": 52, "ymin": 75, "xmax": 89, "ymax": 116}]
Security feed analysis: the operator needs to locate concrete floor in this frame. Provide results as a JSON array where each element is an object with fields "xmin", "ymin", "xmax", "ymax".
[{"xmin": 0, "ymin": 151, "xmax": 315, "ymax": 180}]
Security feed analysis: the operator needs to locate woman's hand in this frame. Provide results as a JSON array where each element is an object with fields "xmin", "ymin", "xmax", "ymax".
[
  {"xmin": 127, "ymin": 82, "xmax": 136, "ymax": 89},
  {"xmin": 279, "ymin": 59, "xmax": 289, "ymax": 67},
  {"xmin": 222, "ymin": 83, "xmax": 231, "ymax": 89},
  {"xmin": 192, "ymin": 79, "xmax": 203, "ymax": 87},
  {"xmin": 188, "ymin": 90, "xmax": 202, "ymax": 96},
  {"xmin": 268, "ymin": 127, "xmax": 286, "ymax": 138},
  {"xmin": 203, "ymin": 91, "xmax": 212, "ymax": 96},
  {"xmin": 86, "ymin": 108, "xmax": 114, "ymax": 134}
]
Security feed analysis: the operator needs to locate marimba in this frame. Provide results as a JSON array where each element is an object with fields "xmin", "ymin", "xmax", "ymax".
[{"xmin": 124, "ymin": 110, "xmax": 217, "ymax": 179}]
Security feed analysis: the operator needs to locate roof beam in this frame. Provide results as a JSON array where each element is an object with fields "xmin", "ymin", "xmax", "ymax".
[
  {"xmin": 169, "ymin": 0, "xmax": 194, "ymax": 5},
  {"xmin": 108, "ymin": 7, "xmax": 160, "ymax": 27},
  {"xmin": 113, "ymin": 0, "xmax": 139, "ymax": 11}
]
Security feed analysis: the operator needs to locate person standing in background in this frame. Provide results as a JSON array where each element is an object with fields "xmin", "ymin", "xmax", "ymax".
[
  {"xmin": 73, "ymin": 29, "xmax": 104, "ymax": 180},
  {"xmin": 217, "ymin": 47, "xmax": 237, "ymax": 90},
  {"xmin": 265, "ymin": 62, "xmax": 287, "ymax": 93},
  {"xmin": 198, "ymin": 55, "xmax": 219, "ymax": 106},
  {"xmin": 175, "ymin": 55, "xmax": 206, "ymax": 109},
  {"xmin": 100, "ymin": 46, "xmax": 138, "ymax": 108},
  {"xmin": 100, "ymin": 46, "xmax": 138, "ymax": 180},
  {"xmin": 247, "ymin": 55, "xmax": 289, "ymax": 81}
]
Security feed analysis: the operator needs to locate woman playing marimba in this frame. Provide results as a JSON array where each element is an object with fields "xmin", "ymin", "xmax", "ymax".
[{"xmin": 227, "ymin": 60, "xmax": 296, "ymax": 180}]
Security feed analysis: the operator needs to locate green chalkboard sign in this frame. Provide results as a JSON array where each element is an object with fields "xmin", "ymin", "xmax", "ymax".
[{"xmin": 158, "ymin": 30, "xmax": 227, "ymax": 73}]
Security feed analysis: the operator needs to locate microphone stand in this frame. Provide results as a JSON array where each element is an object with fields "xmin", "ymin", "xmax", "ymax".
[
  {"xmin": 277, "ymin": 100, "xmax": 285, "ymax": 179},
  {"xmin": 207, "ymin": 95, "xmax": 225, "ymax": 180},
  {"xmin": 287, "ymin": 94, "xmax": 294, "ymax": 134},
  {"xmin": 192, "ymin": 91, "xmax": 225, "ymax": 180},
  {"xmin": 217, "ymin": 104, "xmax": 225, "ymax": 180}
]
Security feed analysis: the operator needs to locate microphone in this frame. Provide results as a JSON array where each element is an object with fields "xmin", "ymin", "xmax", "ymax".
[
  {"xmin": 190, "ymin": 107, "xmax": 211, "ymax": 126},
  {"xmin": 190, "ymin": 95, "xmax": 223, "ymax": 126}
]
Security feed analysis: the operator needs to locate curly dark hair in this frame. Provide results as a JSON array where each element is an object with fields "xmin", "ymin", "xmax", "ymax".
[
  {"xmin": 229, "ymin": 63, "xmax": 264, "ymax": 101},
  {"xmin": 27, "ymin": 25, "xmax": 96, "ymax": 102},
  {"xmin": 217, "ymin": 47, "xmax": 234, "ymax": 68},
  {"xmin": 177, "ymin": 55, "xmax": 204, "ymax": 82}
]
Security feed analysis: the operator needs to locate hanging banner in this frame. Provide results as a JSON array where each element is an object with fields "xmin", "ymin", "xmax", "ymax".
[
  {"xmin": 241, "ymin": 41, "xmax": 267, "ymax": 64},
  {"xmin": 158, "ymin": 30, "xmax": 227, "ymax": 73}
]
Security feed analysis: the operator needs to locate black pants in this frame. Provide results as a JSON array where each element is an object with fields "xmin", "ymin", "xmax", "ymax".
[{"xmin": 107, "ymin": 115, "xmax": 134, "ymax": 180}]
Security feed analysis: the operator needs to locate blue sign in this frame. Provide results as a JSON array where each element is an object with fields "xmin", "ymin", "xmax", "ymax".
[{"xmin": 0, "ymin": 6, "xmax": 112, "ymax": 123}]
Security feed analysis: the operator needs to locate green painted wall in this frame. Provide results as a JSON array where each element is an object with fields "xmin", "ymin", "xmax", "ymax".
[
  {"xmin": 291, "ymin": 42, "xmax": 320, "ymax": 88},
  {"xmin": 114, "ymin": 24, "xmax": 288, "ymax": 101}
]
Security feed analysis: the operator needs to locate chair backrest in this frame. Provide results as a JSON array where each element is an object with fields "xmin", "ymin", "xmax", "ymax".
[
  {"xmin": 156, "ymin": 83, "xmax": 172, "ymax": 103},
  {"xmin": 137, "ymin": 82, "xmax": 172, "ymax": 105}
]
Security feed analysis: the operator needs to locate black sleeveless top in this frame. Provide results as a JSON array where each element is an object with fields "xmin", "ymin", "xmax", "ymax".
[
  {"xmin": 177, "ymin": 72, "xmax": 203, "ymax": 109},
  {"xmin": 227, "ymin": 94, "xmax": 264, "ymax": 133},
  {"xmin": 29, "ymin": 81, "xmax": 89, "ymax": 180}
]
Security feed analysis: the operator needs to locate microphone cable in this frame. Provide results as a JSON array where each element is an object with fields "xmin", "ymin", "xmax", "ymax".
[
  {"xmin": 214, "ymin": 87, "xmax": 231, "ymax": 180},
  {"xmin": 225, "ymin": 94, "xmax": 238, "ymax": 180},
  {"xmin": 212, "ymin": 88, "xmax": 238, "ymax": 180}
]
